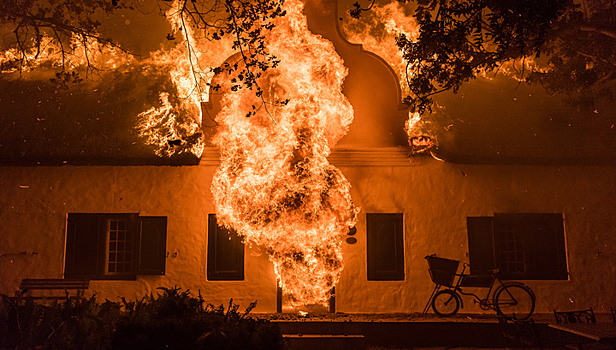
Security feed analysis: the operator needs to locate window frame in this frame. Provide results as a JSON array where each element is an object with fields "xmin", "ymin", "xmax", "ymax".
[
  {"xmin": 65, "ymin": 213, "xmax": 167, "ymax": 280},
  {"xmin": 104, "ymin": 216, "xmax": 136, "ymax": 277},
  {"xmin": 366, "ymin": 213, "xmax": 405, "ymax": 281},
  {"xmin": 207, "ymin": 214, "xmax": 245, "ymax": 281}
]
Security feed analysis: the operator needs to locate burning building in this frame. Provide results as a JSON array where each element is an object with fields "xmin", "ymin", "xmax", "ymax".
[{"xmin": 1, "ymin": 0, "xmax": 616, "ymax": 317}]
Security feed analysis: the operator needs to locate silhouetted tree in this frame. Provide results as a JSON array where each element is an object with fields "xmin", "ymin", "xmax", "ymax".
[
  {"xmin": 0, "ymin": 0, "xmax": 285, "ymax": 98},
  {"xmin": 4, "ymin": 0, "xmax": 616, "ymax": 113},
  {"xmin": 352, "ymin": 0, "xmax": 616, "ymax": 113}
]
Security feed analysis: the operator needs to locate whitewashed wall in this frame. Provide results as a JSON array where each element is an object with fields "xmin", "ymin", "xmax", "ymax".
[{"xmin": 1, "ymin": 156, "xmax": 615, "ymax": 314}]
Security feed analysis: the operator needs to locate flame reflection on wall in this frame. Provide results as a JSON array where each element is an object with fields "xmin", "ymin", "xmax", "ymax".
[{"xmin": 211, "ymin": 0, "xmax": 359, "ymax": 306}]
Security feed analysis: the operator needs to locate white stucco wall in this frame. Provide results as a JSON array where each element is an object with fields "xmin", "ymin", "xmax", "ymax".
[{"xmin": 1, "ymin": 157, "xmax": 615, "ymax": 314}]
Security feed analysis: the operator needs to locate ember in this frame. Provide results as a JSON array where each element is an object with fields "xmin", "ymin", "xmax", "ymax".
[{"xmin": 211, "ymin": 0, "xmax": 358, "ymax": 306}]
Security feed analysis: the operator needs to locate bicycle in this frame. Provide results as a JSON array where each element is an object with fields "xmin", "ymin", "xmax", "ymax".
[{"xmin": 423, "ymin": 254, "xmax": 536, "ymax": 320}]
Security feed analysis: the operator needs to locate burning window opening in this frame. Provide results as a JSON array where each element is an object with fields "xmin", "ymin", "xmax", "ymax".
[
  {"xmin": 211, "ymin": 0, "xmax": 359, "ymax": 307},
  {"xmin": 410, "ymin": 136, "xmax": 435, "ymax": 154},
  {"xmin": 405, "ymin": 112, "xmax": 438, "ymax": 154}
]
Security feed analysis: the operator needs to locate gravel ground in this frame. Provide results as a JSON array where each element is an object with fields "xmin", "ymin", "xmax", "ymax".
[{"xmin": 257, "ymin": 311, "xmax": 551, "ymax": 323}]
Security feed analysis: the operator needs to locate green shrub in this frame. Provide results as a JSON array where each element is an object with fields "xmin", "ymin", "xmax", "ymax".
[
  {"xmin": 1, "ymin": 287, "xmax": 286, "ymax": 350},
  {"xmin": 0, "ymin": 294, "xmax": 120, "ymax": 350}
]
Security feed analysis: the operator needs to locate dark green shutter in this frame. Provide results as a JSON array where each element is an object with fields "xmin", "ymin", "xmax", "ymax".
[
  {"xmin": 494, "ymin": 213, "xmax": 567, "ymax": 280},
  {"xmin": 468, "ymin": 214, "xmax": 568, "ymax": 280},
  {"xmin": 207, "ymin": 214, "xmax": 244, "ymax": 281},
  {"xmin": 367, "ymin": 213, "xmax": 404, "ymax": 281},
  {"xmin": 137, "ymin": 216, "xmax": 167, "ymax": 275},
  {"xmin": 65, "ymin": 214, "xmax": 102, "ymax": 278},
  {"xmin": 466, "ymin": 216, "xmax": 495, "ymax": 275},
  {"xmin": 533, "ymin": 213, "xmax": 567, "ymax": 280}
]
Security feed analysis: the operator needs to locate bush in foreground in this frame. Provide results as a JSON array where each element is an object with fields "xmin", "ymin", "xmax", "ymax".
[{"xmin": 1, "ymin": 286, "xmax": 285, "ymax": 350}]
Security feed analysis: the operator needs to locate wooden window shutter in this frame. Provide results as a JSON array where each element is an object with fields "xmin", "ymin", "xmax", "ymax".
[
  {"xmin": 207, "ymin": 214, "xmax": 244, "ymax": 281},
  {"xmin": 137, "ymin": 216, "xmax": 167, "ymax": 275},
  {"xmin": 530, "ymin": 213, "xmax": 567, "ymax": 280},
  {"xmin": 366, "ymin": 213, "xmax": 404, "ymax": 281},
  {"xmin": 466, "ymin": 216, "xmax": 496, "ymax": 275},
  {"xmin": 494, "ymin": 213, "xmax": 567, "ymax": 280},
  {"xmin": 468, "ymin": 214, "xmax": 568, "ymax": 280},
  {"xmin": 65, "ymin": 213, "xmax": 103, "ymax": 279}
]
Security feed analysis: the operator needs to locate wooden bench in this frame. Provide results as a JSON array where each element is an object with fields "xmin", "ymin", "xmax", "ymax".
[{"xmin": 15, "ymin": 278, "xmax": 90, "ymax": 302}]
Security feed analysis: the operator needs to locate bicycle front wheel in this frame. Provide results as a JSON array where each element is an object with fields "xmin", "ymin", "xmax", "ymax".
[
  {"xmin": 431, "ymin": 289, "xmax": 461, "ymax": 317},
  {"xmin": 494, "ymin": 282, "xmax": 535, "ymax": 320}
]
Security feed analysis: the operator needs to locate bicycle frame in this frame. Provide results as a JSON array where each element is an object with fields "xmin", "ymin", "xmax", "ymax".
[
  {"xmin": 455, "ymin": 277, "xmax": 508, "ymax": 311},
  {"xmin": 441, "ymin": 263, "xmax": 507, "ymax": 312}
]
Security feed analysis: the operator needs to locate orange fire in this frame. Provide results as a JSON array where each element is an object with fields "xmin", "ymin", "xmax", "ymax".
[
  {"xmin": 405, "ymin": 112, "xmax": 437, "ymax": 154},
  {"xmin": 136, "ymin": 91, "xmax": 204, "ymax": 157},
  {"xmin": 341, "ymin": 3, "xmax": 446, "ymax": 150},
  {"xmin": 136, "ymin": 1, "xmax": 236, "ymax": 158},
  {"xmin": 0, "ymin": 5, "xmax": 215, "ymax": 159},
  {"xmin": 0, "ymin": 33, "xmax": 134, "ymax": 75},
  {"xmin": 210, "ymin": 0, "xmax": 359, "ymax": 306},
  {"xmin": 2, "ymin": 0, "xmax": 360, "ymax": 305},
  {"xmin": 342, "ymin": 2, "xmax": 418, "ymax": 97}
]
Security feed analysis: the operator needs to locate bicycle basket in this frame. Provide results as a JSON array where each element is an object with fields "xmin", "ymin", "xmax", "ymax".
[{"xmin": 425, "ymin": 255, "xmax": 460, "ymax": 287}]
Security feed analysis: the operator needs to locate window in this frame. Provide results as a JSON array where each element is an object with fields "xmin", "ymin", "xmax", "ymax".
[
  {"xmin": 366, "ymin": 213, "xmax": 405, "ymax": 281},
  {"xmin": 65, "ymin": 213, "xmax": 167, "ymax": 280},
  {"xmin": 467, "ymin": 213, "xmax": 568, "ymax": 280},
  {"xmin": 207, "ymin": 214, "xmax": 244, "ymax": 281},
  {"xmin": 106, "ymin": 219, "xmax": 134, "ymax": 275}
]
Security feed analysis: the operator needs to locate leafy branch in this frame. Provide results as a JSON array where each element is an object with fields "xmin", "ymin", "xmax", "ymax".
[
  {"xmin": 163, "ymin": 0, "xmax": 290, "ymax": 121},
  {"xmin": 393, "ymin": 0, "xmax": 570, "ymax": 114},
  {"xmin": 222, "ymin": 0, "xmax": 289, "ymax": 120},
  {"xmin": 1, "ymin": 0, "xmax": 135, "ymax": 77}
]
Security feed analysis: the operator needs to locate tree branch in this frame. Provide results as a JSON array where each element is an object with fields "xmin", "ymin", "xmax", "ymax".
[{"xmin": 579, "ymin": 25, "xmax": 616, "ymax": 39}]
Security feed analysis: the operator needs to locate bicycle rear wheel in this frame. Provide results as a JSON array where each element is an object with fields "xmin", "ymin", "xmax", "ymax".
[
  {"xmin": 431, "ymin": 289, "xmax": 461, "ymax": 317},
  {"xmin": 494, "ymin": 282, "xmax": 535, "ymax": 320}
]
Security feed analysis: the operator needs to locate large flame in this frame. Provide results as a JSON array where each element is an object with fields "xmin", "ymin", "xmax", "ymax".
[
  {"xmin": 136, "ymin": 2, "xmax": 235, "ymax": 158},
  {"xmin": 342, "ymin": 2, "xmax": 417, "ymax": 97},
  {"xmin": 211, "ymin": 0, "xmax": 358, "ymax": 306},
  {"xmin": 0, "ymin": 2, "xmax": 231, "ymax": 159},
  {"xmin": 2, "ymin": 0, "xmax": 360, "ymax": 304},
  {"xmin": 0, "ymin": 34, "xmax": 134, "ymax": 74}
]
